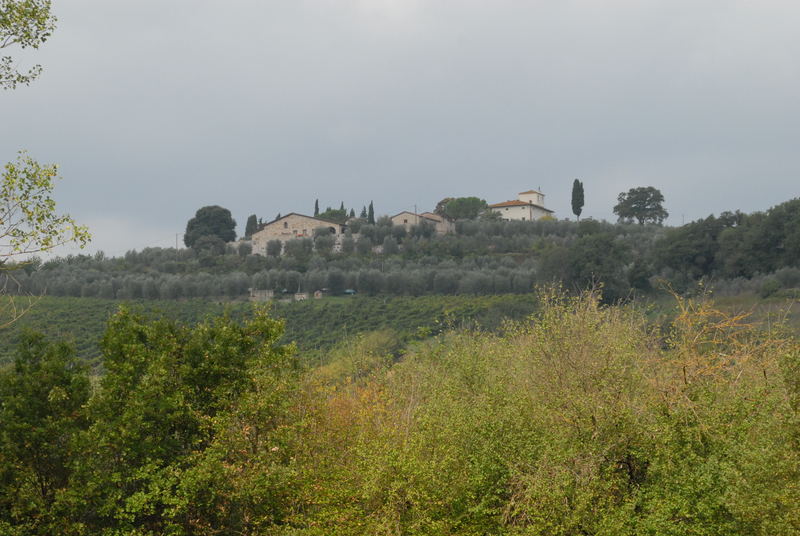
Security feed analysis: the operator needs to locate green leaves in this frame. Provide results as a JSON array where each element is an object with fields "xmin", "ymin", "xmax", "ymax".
[
  {"xmin": 613, "ymin": 186, "xmax": 669, "ymax": 225},
  {"xmin": 70, "ymin": 306, "xmax": 297, "ymax": 533},
  {"xmin": 571, "ymin": 178, "xmax": 584, "ymax": 220},
  {"xmin": 183, "ymin": 205, "xmax": 236, "ymax": 248},
  {"xmin": 0, "ymin": 0, "xmax": 56, "ymax": 89},
  {"xmin": 0, "ymin": 332, "xmax": 90, "ymax": 534},
  {"xmin": 1, "ymin": 151, "xmax": 90, "ymax": 259}
]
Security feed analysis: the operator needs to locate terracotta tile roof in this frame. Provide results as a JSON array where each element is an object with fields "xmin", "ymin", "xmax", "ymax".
[
  {"xmin": 488, "ymin": 200, "xmax": 554, "ymax": 212},
  {"xmin": 518, "ymin": 189, "xmax": 543, "ymax": 195},
  {"xmin": 488, "ymin": 200, "xmax": 530, "ymax": 208},
  {"xmin": 390, "ymin": 211, "xmax": 442, "ymax": 224},
  {"xmin": 420, "ymin": 212, "xmax": 446, "ymax": 222},
  {"xmin": 263, "ymin": 212, "xmax": 344, "ymax": 227}
]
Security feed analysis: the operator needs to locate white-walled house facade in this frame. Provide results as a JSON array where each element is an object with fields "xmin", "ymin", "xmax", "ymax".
[{"xmin": 488, "ymin": 190, "xmax": 554, "ymax": 221}]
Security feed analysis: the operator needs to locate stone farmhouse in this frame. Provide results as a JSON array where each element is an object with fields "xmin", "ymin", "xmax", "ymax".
[
  {"xmin": 488, "ymin": 190, "xmax": 554, "ymax": 221},
  {"xmin": 250, "ymin": 213, "xmax": 344, "ymax": 255},
  {"xmin": 389, "ymin": 211, "xmax": 455, "ymax": 235}
]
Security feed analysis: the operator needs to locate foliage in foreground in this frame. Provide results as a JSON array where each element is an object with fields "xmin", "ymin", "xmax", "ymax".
[
  {"xmin": 1, "ymin": 308, "xmax": 297, "ymax": 535},
  {"xmin": 2, "ymin": 292, "xmax": 800, "ymax": 534},
  {"xmin": 291, "ymin": 291, "xmax": 800, "ymax": 535}
]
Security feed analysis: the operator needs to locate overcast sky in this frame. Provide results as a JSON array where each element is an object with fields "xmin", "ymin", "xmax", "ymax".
[{"xmin": 3, "ymin": 0, "xmax": 799, "ymax": 256}]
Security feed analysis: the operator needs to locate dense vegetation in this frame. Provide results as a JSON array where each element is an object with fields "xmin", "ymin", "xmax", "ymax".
[
  {"xmin": 5, "ymin": 4, "xmax": 799, "ymax": 533},
  {"xmin": 2, "ymin": 291, "xmax": 799, "ymax": 534},
  {"xmin": 6, "ymin": 197, "xmax": 800, "ymax": 304},
  {"xmin": 0, "ymin": 294, "xmax": 539, "ymax": 367}
]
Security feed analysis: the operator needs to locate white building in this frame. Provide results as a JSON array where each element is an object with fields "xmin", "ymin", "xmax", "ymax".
[{"xmin": 488, "ymin": 190, "xmax": 554, "ymax": 221}]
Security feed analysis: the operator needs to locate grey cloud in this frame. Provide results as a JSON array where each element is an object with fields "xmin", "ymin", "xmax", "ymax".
[{"xmin": 2, "ymin": 0, "xmax": 799, "ymax": 252}]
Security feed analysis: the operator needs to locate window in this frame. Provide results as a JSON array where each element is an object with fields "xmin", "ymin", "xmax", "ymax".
[
  {"xmin": 283, "ymin": 222, "xmax": 288, "ymax": 229},
  {"xmin": 403, "ymin": 219, "xmax": 408, "ymax": 224}
]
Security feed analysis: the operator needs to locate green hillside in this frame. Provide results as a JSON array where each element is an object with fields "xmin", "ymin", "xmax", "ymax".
[{"xmin": 0, "ymin": 294, "xmax": 539, "ymax": 368}]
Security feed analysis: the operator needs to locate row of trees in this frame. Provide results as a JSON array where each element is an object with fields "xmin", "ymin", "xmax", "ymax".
[
  {"xmin": 10, "ymin": 263, "xmax": 539, "ymax": 299},
  {"xmin": 240, "ymin": 201, "xmax": 379, "ymax": 240},
  {"xmin": 10, "ymin": 196, "xmax": 800, "ymax": 301},
  {"xmin": 7, "ymin": 217, "xmax": 654, "ymax": 301},
  {"xmin": 312, "ymin": 199, "xmax": 375, "ymax": 225},
  {"xmin": 655, "ymin": 199, "xmax": 800, "ymax": 282},
  {"xmin": 191, "ymin": 184, "xmax": 670, "ymax": 252}
]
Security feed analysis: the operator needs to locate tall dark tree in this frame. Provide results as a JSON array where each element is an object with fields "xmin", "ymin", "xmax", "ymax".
[
  {"xmin": 613, "ymin": 187, "xmax": 668, "ymax": 225},
  {"xmin": 571, "ymin": 179, "xmax": 584, "ymax": 220},
  {"xmin": 339, "ymin": 201, "xmax": 345, "ymax": 211},
  {"xmin": 314, "ymin": 199, "xmax": 319, "ymax": 217},
  {"xmin": 244, "ymin": 214, "xmax": 258, "ymax": 238},
  {"xmin": 367, "ymin": 201, "xmax": 375, "ymax": 224},
  {"xmin": 360, "ymin": 206, "xmax": 368, "ymax": 219},
  {"xmin": 184, "ymin": 205, "xmax": 237, "ymax": 247},
  {"xmin": 349, "ymin": 208, "xmax": 356, "ymax": 219}
]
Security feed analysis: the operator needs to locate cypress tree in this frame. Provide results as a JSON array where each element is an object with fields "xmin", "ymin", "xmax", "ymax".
[
  {"xmin": 571, "ymin": 179, "xmax": 584, "ymax": 221},
  {"xmin": 349, "ymin": 208, "xmax": 355, "ymax": 218},
  {"xmin": 314, "ymin": 199, "xmax": 319, "ymax": 217},
  {"xmin": 360, "ymin": 206, "xmax": 367, "ymax": 218},
  {"xmin": 367, "ymin": 201, "xmax": 375, "ymax": 224},
  {"xmin": 244, "ymin": 214, "xmax": 258, "ymax": 238}
]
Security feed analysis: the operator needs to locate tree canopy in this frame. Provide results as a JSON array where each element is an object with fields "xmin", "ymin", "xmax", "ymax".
[
  {"xmin": 571, "ymin": 179, "xmax": 584, "ymax": 220},
  {"xmin": 317, "ymin": 207, "xmax": 347, "ymax": 224},
  {"xmin": 0, "ymin": 0, "xmax": 56, "ymax": 89},
  {"xmin": 613, "ymin": 186, "xmax": 668, "ymax": 225},
  {"xmin": 1, "ymin": 152, "xmax": 90, "ymax": 261},
  {"xmin": 434, "ymin": 197, "xmax": 455, "ymax": 217},
  {"xmin": 0, "ymin": 307, "xmax": 296, "ymax": 534},
  {"xmin": 184, "ymin": 205, "xmax": 236, "ymax": 248},
  {"xmin": 443, "ymin": 197, "xmax": 487, "ymax": 220},
  {"xmin": 1, "ymin": 152, "xmax": 90, "ymax": 327}
]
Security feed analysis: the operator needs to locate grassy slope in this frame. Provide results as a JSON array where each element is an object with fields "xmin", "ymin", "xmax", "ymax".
[{"xmin": 0, "ymin": 294, "xmax": 540, "ymax": 367}]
